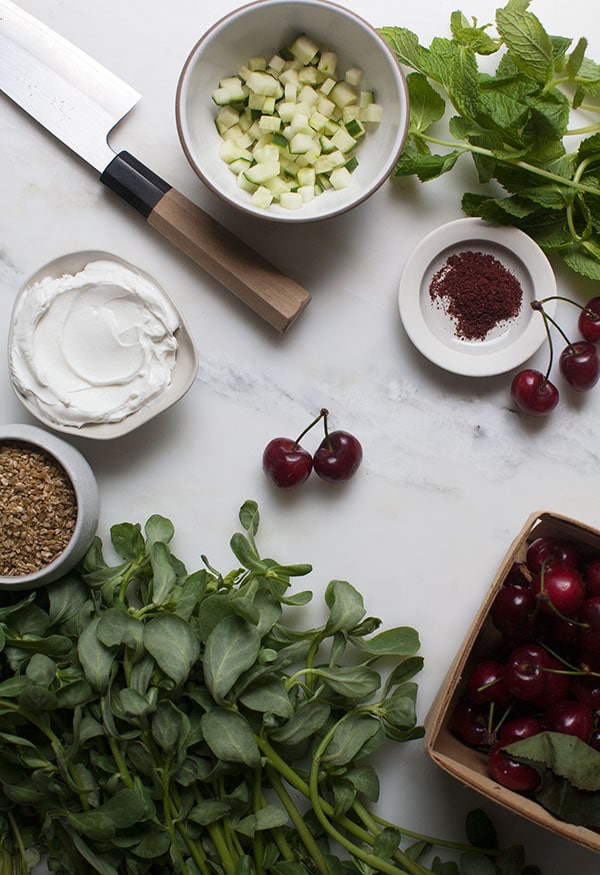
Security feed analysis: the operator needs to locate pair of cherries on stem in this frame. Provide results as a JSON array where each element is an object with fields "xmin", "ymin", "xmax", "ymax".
[
  {"xmin": 511, "ymin": 295, "xmax": 600, "ymax": 416},
  {"xmin": 263, "ymin": 408, "xmax": 362, "ymax": 488}
]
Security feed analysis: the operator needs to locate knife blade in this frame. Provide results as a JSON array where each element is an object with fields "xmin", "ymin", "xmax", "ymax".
[{"xmin": 0, "ymin": 0, "xmax": 311, "ymax": 331}]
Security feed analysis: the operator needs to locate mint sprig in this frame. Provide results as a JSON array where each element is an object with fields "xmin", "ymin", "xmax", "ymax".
[{"xmin": 380, "ymin": 0, "xmax": 600, "ymax": 280}]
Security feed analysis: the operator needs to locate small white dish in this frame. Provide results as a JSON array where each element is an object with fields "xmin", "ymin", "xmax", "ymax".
[
  {"xmin": 8, "ymin": 251, "xmax": 199, "ymax": 440},
  {"xmin": 398, "ymin": 218, "xmax": 557, "ymax": 377}
]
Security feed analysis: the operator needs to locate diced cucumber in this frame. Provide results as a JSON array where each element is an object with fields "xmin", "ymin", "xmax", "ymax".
[
  {"xmin": 280, "ymin": 191, "xmax": 303, "ymax": 210},
  {"xmin": 298, "ymin": 184, "xmax": 316, "ymax": 203},
  {"xmin": 253, "ymin": 144, "xmax": 280, "ymax": 164},
  {"xmin": 251, "ymin": 185, "xmax": 274, "ymax": 208},
  {"xmin": 268, "ymin": 54, "xmax": 286, "ymax": 74},
  {"xmin": 244, "ymin": 161, "xmax": 280, "ymax": 184},
  {"xmin": 345, "ymin": 118, "xmax": 366, "ymax": 139},
  {"xmin": 298, "ymin": 66, "xmax": 321, "ymax": 85},
  {"xmin": 318, "ymin": 51, "xmax": 338, "ymax": 76},
  {"xmin": 248, "ymin": 56, "xmax": 267, "ymax": 71},
  {"xmin": 330, "ymin": 127, "xmax": 357, "ymax": 154},
  {"xmin": 329, "ymin": 80, "xmax": 357, "ymax": 108},
  {"xmin": 228, "ymin": 157, "xmax": 252, "ymax": 175},
  {"xmin": 245, "ymin": 71, "xmax": 283, "ymax": 98},
  {"xmin": 258, "ymin": 115, "xmax": 282, "ymax": 132},
  {"xmin": 329, "ymin": 166, "xmax": 352, "ymax": 189},
  {"xmin": 215, "ymin": 105, "xmax": 240, "ymax": 134},
  {"xmin": 345, "ymin": 66, "xmax": 363, "ymax": 86},
  {"xmin": 219, "ymin": 139, "xmax": 252, "ymax": 163},
  {"xmin": 289, "ymin": 34, "xmax": 319, "ymax": 65},
  {"xmin": 213, "ymin": 32, "xmax": 383, "ymax": 210},
  {"xmin": 297, "ymin": 167, "xmax": 316, "ymax": 187},
  {"xmin": 289, "ymin": 132, "xmax": 315, "ymax": 155},
  {"xmin": 360, "ymin": 102, "xmax": 383, "ymax": 124}
]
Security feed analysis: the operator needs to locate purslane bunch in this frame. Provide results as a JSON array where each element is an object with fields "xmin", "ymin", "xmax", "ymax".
[
  {"xmin": 0, "ymin": 501, "xmax": 541, "ymax": 875},
  {"xmin": 380, "ymin": 0, "xmax": 600, "ymax": 281}
]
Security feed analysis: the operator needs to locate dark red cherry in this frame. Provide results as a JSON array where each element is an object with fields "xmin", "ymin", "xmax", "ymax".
[
  {"xmin": 578, "ymin": 296, "xmax": 600, "ymax": 343},
  {"xmin": 510, "ymin": 369, "xmax": 559, "ymax": 416},
  {"xmin": 559, "ymin": 341, "xmax": 600, "ymax": 391}
]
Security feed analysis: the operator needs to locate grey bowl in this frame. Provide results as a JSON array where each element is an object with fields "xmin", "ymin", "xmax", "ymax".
[{"xmin": 0, "ymin": 424, "xmax": 100, "ymax": 590}]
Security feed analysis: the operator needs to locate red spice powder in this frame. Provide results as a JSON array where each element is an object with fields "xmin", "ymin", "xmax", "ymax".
[{"xmin": 429, "ymin": 249, "xmax": 523, "ymax": 341}]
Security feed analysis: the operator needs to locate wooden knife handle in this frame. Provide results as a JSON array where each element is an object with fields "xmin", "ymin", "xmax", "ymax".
[{"xmin": 100, "ymin": 151, "xmax": 311, "ymax": 332}]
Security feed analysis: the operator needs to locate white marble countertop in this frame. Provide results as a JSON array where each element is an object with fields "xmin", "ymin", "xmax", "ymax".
[{"xmin": 2, "ymin": 0, "xmax": 600, "ymax": 872}]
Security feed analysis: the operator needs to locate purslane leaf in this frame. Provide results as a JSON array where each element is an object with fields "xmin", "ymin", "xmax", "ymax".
[{"xmin": 203, "ymin": 614, "xmax": 261, "ymax": 700}]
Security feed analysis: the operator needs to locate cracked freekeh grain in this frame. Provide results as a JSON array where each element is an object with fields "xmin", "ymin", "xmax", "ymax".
[{"xmin": 0, "ymin": 441, "xmax": 77, "ymax": 576}]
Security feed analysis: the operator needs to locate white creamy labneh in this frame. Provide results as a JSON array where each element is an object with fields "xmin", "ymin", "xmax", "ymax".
[{"xmin": 10, "ymin": 260, "xmax": 180, "ymax": 427}]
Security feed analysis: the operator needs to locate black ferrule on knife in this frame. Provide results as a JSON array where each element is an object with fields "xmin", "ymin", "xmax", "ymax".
[{"xmin": 100, "ymin": 151, "xmax": 172, "ymax": 218}]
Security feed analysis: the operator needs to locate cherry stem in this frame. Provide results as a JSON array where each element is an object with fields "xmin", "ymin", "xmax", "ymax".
[
  {"xmin": 531, "ymin": 303, "xmax": 555, "ymax": 381},
  {"xmin": 532, "ymin": 300, "xmax": 575, "ymax": 357},
  {"xmin": 536, "ymin": 294, "xmax": 598, "ymax": 318},
  {"xmin": 292, "ymin": 408, "xmax": 329, "ymax": 450}
]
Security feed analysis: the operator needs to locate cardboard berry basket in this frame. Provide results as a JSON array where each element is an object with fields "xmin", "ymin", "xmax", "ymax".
[{"xmin": 424, "ymin": 511, "xmax": 600, "ymax": 854}]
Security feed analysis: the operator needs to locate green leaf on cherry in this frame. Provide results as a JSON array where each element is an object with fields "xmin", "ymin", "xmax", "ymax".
[{"xmin": 506, "ymin": 731, "xmax": 600, "ymax": 827}]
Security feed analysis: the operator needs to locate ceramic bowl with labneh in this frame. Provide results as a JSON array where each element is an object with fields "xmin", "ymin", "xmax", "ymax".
[
  {"xmin": 0, "ymin": 424, "xmax": 99, "ymax": 590},
  {"xmin": 8, "ymin": 252, "xmax": 199, "ymax": 439},
  {"xmin": 398, "ymin": 218, "xmax": 557, "ymax": 377}
]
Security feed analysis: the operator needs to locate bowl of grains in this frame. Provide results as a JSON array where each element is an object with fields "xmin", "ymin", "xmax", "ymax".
[{"xmin": 0, "ymin": 423, "xmax": 99, "ymax": 590}]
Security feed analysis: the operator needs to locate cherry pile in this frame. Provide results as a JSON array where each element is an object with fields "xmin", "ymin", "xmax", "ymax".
[
  {"xmin": 262, "ymin": 408, "xmax": 362, "ymax": 488},
  {"xmin": 451, "ymin": 535, "xmax": 600, "ymax": 793},
  {"xmin": 511, "ymin": 295, "xmax": 600, "ymax": 416}
]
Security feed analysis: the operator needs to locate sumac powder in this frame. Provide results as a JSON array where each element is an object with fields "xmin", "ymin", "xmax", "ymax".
[{"xmin": 429, "ymin": 249, "xmax": 523, "ymax": 341}]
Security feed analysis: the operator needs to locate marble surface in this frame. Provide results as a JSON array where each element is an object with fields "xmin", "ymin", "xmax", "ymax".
[{"xmin": 1, "ymin": 0, "xmax": 600, "ymax": 872}]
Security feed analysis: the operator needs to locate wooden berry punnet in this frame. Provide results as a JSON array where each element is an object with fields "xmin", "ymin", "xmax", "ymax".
[{"xmin": 424, "ymin": 511, "xmax": 600, "ymax": 854}]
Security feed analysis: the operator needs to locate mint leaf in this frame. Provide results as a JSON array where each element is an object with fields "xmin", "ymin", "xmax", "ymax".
[
  {"xmin": 393, "ymin": 145, "xmax": 461, "ymax": 181},
  {"xmin": 563, "ymin": 239, "xmax": 600, "ymax": 280},
  {"xmin": 496, "ymin": 5, "xmax": 554, "ymax": 84},
  {"xmin": 566, "ymin": 36, "xmax": 587, "ymax": 78},
  {"xmin": 406, "ymin": 72, "xmax": 446, "ymax": 135},
  {"xmin": 449, "ymin": 12, "xmax": 499, "ymax": 55}
]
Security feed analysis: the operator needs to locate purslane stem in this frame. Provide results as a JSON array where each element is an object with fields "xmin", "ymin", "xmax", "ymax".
[{"xmin": 266, "ymin": 766, "xmax": 331, "ymax": 875}]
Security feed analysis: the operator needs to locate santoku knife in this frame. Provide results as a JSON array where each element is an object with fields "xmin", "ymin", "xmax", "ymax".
[{"xmin": 0, "ymin": 0, "xmax": 311, "ymax": 331}]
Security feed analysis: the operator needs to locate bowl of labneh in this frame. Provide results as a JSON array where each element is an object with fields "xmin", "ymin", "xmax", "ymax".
[{"xmin": 8, "ymin": 252, "xmax": 199, "ymax": 439}]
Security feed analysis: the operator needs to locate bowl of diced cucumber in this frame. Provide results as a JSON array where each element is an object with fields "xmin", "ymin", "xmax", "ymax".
[{"xmin": 176, "ymin": 0, "xmax": 409, "ymax": 222}]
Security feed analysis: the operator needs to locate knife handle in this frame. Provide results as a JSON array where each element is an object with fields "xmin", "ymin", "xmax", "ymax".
[{"xmin": 100, "ymin": 151, "xmax": 311, "ymax": 332}]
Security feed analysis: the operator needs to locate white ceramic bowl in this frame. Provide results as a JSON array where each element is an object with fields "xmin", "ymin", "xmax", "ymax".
[
  {"xmin": 176, "ymin": 0, "xmax": 409, "ymax": 223},
  {"xmin": 8, "ymin": 251, "xmax": 199, "ymax": 440},
  {"xmin": 398, "ymin": 219, "xmax": 557, "ymax": 377},
  {"xmin": 0, "ymin": 424, "xmax": 99, "ymax": 590}
]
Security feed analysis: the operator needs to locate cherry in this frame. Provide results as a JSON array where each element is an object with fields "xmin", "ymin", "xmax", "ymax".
[
  {"xmin": 313, "ymin": 429, "xmax": 362, "ymax": 483},
  {"xmin": 531, "ymin": 564, "xmax": 585, "ymax": 618},
  {"xmin": 525, "ymin": 537, "xmax": 579, "ymax": 574},
  {"xmin": 572, "ymin": 674, "xmax": 600, "ymax": 712},
  {"xmin": 578, "ymin": 596, "xmax": 600, "ymax": 653},
  {"xmin": 586, "ymin": 557, "xmax": 600, "ymax": 596},
  {"xmin": 497, "ymin": 715, "xmax": 542, "ymax": 745},
  {"xmin": 262, "ymin": 438, "xmax": 312, "ymax": 488},
  {"xmin": 559, "ymin": 341, "xmax": 600, "ymax": 391},
  {"xmin": 510, "ymin": 369, "xmax": 559, "ymax": 416},
  {"xmin": 490, "ymin": 584, "xmax": 536, "ymax": 641},
  {"xmin": 504, "ymin": 643, "xmax": 551, "ymax": 701},
  {"xmin": 528, "ymin": 655, "xmax": 571, "ymax": 708},
  {"xmin": 488, "ymin": 744, "xmax": 540, "ymax": 792},
  {"xmin": 543, "ymin": 699, "xmax": 593, "ymax": 743},
  {"xmin": 578, "ymin": 296, "xmax": 600, "ymax": 343},
  {"xmin": 450, "ymin": 698, "xmax": 494, "ymax": 747},
  {"xmin": 466, "ymin": 660, "xmax": 512, "ymax": 708}
]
